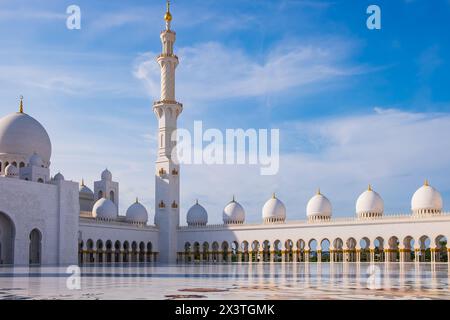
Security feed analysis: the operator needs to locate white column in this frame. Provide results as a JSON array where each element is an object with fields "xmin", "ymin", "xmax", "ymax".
[
  {"xmin": 317, "ymin": 250, "xmax": 322, "ymax": 263},
  {"xmin": 304, "ymin": 250, "xmax": 310, "ymax": 263}
]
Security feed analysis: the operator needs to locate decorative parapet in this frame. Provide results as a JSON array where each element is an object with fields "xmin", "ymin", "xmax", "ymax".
[
  {"xmin": 79, "ymin": 217, "xmax": 159, "ymax": 230},
  {"xmin": 178, "ymin": 211, "xmax": 450, "ymax": 230}
]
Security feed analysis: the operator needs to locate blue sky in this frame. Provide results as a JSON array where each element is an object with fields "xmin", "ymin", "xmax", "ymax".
[{"xmin": 1, "ymin": 0, "xmax": 450, "ymax": 223}]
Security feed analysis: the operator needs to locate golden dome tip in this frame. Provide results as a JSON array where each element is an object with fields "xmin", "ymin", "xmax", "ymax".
[
  {"xmin": 19, "ymin": 95, "xmax": 23, "ymax": 113},
  {"xmin": 164, "ymin": 0, "xmax": 172, "ymax": 21}
]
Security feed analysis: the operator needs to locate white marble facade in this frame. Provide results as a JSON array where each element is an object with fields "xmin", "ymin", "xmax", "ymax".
[{"xmin": 1, "ymin": 4, "xmax": 450, "ymax": 267}]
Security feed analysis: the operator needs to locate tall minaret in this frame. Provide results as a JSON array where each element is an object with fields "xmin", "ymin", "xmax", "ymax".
[{"xmin": 153, "ymin": 0, "xmax": 182, "ymax": 264}]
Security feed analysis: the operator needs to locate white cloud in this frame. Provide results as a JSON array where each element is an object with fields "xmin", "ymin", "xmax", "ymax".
[
  {"xmin": 134, "ymin": 38, "xmax": 367, "ymax": 104},
  {"xmin": 178, "ymin": 108, "xmax": 450, "ymax": 224},
  {"xmin": 0, "ymin": 63, "xmax": 140, "ymax": 97}
]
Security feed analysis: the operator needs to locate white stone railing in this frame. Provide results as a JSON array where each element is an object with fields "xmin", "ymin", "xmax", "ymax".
[
  {"xmin": 178, "ymin": 211, "xmax": 450, "ymax": 230},
  {"xmin": 79, "ymin": 217, "xmax": 159, "ymax": 230}
]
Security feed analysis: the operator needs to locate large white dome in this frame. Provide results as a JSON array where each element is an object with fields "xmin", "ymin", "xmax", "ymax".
[
  {"xmin": 92, "ymin": 198, "xmax": 117, "ymax": 220},
  {"xmin": 186, "ymin": 201, "xmax": 208, "ymax": 226},
  {"xmin": 126, "ymin": 199, "xmax": 148, "ymax": 224},
  {"xmin": 306, "ymin": 190, "xmax": 332, "ymax": 221},
  {"xmin": 0, "ymin": 112, "xmax": 51, "ymax": 165},
  {"xmin": 411, "ymin": 181, "xmax": 443, "ymax": 215},
  {"xmin": 223, "ymin": 198, "xmax": 245, "ymax": 224},
  {"xmin": 262, "ymin": 194, "xmax": 286, "ymax": 223},
  {"xmin": 356, "ymin": 186, "xmax": 384, "ymax": 218}
]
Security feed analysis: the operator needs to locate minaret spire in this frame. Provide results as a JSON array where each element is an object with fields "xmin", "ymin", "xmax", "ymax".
[
  {"xmin": 164, "ymin": 0, "xmax": 172, "ymax": 30},
  {"xmin": 19, "ymin": 95, "xmax": 23, "ymax": 113},
  {"xmin": 153, "ymin": 1, "xmax": 182, "ymax": 264}
]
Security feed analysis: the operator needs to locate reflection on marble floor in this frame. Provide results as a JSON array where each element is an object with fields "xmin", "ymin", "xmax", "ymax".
[{"xmin": 0, "ymin": 263, "xmax": 449, "ymax": 300}]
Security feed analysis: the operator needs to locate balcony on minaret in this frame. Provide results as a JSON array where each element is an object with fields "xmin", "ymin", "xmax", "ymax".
[
  {"xmin": 171, "ymin": 201, "xmax": 178, "ymax": 209},
  {"xmin": 159, "ymin": 200, "xmax": 166, "ymax": 208},
  {"xmin": 157, "ymin": 53, "xmax": 178, "ymax": 59}
]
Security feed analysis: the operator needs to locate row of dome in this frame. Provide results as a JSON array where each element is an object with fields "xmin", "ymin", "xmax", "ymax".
[
  {"xmin": 91, "ymin": 197, "xmax": 149, "ymax": 224},
  {"xmin": 186, "ymin": 181, "xmax": 443, "ymax": 226}
]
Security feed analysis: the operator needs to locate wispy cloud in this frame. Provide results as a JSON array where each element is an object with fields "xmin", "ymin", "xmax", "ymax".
[
  {"xmin": 0, "ymin": 9, "xmax": 65, "ymax": 21},
  {"xmin": 178, "ymin": 108, "xmax": 450, "ymax": 224},
  {"xmin": 134, "ymin": 37, "xmax": 369, "ymax": 104}
]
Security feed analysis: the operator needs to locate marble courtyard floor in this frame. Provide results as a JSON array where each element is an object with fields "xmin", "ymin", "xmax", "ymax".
[{"xmin": 0, "ymin": 263, "xmax": 449, "ymax": 300}]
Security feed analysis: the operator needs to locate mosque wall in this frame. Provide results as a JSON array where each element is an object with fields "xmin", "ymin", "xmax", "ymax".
[
  {"xmin": 177, "ymin": 215, "xmax": 450, "ymax": 251},
  {"xmin": 0, "ymin": 177, "xmax": 79, "ymax": 265}
]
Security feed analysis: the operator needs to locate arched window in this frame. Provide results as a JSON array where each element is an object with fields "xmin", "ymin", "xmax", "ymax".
[
  {"xmin": 29, "ymin": 229, "xmax": 42, "ymax": 265},
  {"xmin": 19, "ymin": 162, "xmax": 25, "ymax": 168},
  {"xmin": 109, "ymin": 191, "xmax": 115, "ymax": 203},
  {"xmin": 0, "ymin": 212, "xmax": 15, "ymax": 265},
  {"xmin": 12, "ymin": 161, "xmax": 17, "ymax": 167},
  {"xmin": 37, "ymin": 178, "xmax": 44, "ymax": 183},
  {"xmin": 98, "ymin": 190, "xmax": 103, "ymax": 199}
]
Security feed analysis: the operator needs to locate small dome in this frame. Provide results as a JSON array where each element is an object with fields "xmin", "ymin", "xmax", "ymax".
[
  {"xmin": 29, "ymin": 152, "xmax": 44, "ymax": 167},
  {"xmin": 79, "ymin": 180, "xmax": 94, "ymax": 197},
  {"xmin": 92, "ymin": 197, "xmax": 117, "ymax": 220},
  {"xmin": 356, "ymin": 185, "xmax": 384, "ymax": 218},
  {"xmin": 411, "ymin": 180, "xmax": 443, "ymax": 215},
  {"xmin": 223, "ymin": 197, "xmax": 245, "ymax": 224},
  {"xmin": 186, "ymin": 201, "xmax": 208, "ymax": 226},
  {"xmin": 5, "ymin": 163, "xmax": 19, "ymax": 177},
  {"xmin": 101, "ymin": 168, "xmax": 112, "ymax": 181},
  {"xmin": 0, "ymin": 112, "xmax": 52, "ymax": 164},
  {"xmin": 307, "ymin": 190, "xmax": 332, "ymax": 221},
  {"xmin": 262, "ymin": 194, "xmax": 286, "ymax": 223},
  {"xmin": 54, "ymin": 172, "xmax": 64, "ymax": 181},
  {"xmin": 126, "ymin": 199, "xmax": 148, "ymax": 224}
]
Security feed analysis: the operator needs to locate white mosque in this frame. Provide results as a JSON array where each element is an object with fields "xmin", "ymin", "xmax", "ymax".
[{"xmin": 0, "ymin": 3, "xmax": 449, "ymax": 266}]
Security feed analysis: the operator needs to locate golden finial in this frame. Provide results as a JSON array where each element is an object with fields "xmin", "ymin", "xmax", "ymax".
[
  {"xmin": 424, "ymin": 179, "xmax": 429, "ymax": 186},
  {"xmin": 316, "ymin": 188, "xmax": 321, "ymax": 195},
  {"xmin": 232, "ymin": 195, "xmax": 235, "ymax": 202},
  {"xmin": 272, "ymin": 192, "xmax": 276, "ymax": 199},
  {"xmin": 136, "ymin": 197, "xmax": 139, "ymax": 203},
  {"xmin": 368, "ymin": 184, "xmax": 372, "ymax": 191},
  {"xmin": 19, "ymin": 95, "xmax": 23, "ymax": 113},
  {"xmin": 164, "ymin": 0, "xmax": 172, "ymax": 21},
  {"xmin": 81, "ymin": 178, "xmax": 85, "ymax": 186}
]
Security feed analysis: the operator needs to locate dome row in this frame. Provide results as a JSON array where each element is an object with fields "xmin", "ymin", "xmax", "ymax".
[
  {"xmin": 186, "ymin": 181, "xmax": 444, "ymax": 225},
  {"xmin": 91, "ymin": 197, "xmax": 148, "ymax": 224}
]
